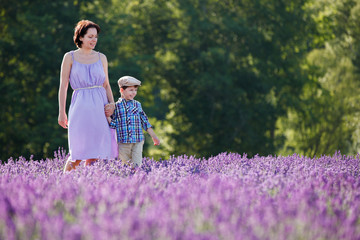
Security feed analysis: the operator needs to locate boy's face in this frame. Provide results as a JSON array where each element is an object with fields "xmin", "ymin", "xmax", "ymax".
[{"xmin": 120, "ymin": 86, "xmax": 138, "ymax": 100}]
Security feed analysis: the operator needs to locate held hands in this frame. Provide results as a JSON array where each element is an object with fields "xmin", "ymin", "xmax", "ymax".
[
  {"xmin": 104, "ymin": 103, "xmax": 115, "ymax": 117},
  {"xmin": 58, "ymin": 113, "xmax": 68, "ymax": 129}
]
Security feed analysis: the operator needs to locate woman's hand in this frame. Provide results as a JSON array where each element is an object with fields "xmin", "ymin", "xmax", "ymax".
[
  {"xmin": 104, "ymin": 103, "xmax": 115, "ymax": 117},
  {"xmin": 58, "ymin": 112, "xmax": 68, "ymax": 129}
]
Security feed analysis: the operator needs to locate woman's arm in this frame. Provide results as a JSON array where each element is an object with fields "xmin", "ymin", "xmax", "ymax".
[
  {"xmin": 58, "ymin": 53, "xmax": 72, "ymax": 129},
  {"xmin": 100, "ymin": 53, "xmax": 115, "ymax": 117}
]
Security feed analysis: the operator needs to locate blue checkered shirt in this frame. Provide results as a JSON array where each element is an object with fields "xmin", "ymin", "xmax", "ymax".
[{"xmin": 109, "ymin": 98, "xmax": 152, "ymax": 143}]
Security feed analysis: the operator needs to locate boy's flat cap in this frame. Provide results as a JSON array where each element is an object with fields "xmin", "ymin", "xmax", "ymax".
[{"xmin": 118, "ymin": 76, "xmax": 141, "ymax": 87}]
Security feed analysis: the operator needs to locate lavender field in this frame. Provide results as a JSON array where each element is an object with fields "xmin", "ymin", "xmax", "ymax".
[{"xmin": 1, "ymin": 150, "xmax": 360, "ymax": 240}]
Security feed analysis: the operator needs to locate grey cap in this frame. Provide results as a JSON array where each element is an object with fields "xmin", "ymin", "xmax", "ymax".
[{"xmin": 118, "ymin": 76, "xmax": 141, "ymax": 87}]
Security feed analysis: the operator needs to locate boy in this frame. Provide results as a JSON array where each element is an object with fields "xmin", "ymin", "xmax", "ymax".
[{"xmin": 107, "ymin": 76, "xmax": 160, "ymax": 167}]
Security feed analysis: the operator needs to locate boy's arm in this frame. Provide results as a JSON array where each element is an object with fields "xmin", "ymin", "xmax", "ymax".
[
  {"xmin": 108, "ymin": 104, "xmax": 118, "ymax": 129},
  {"xmin": 137, "ymin": 102, "xmax": 160, "ymax": 145},
  {"xmin": 147, "ymin": 127, "xmax": 160, "ymax": 146},
  {"xmin": 107, "ymin": 116, "xmax": 112, "ymax": 124},
  {"xmin": 108, "ymin": 118, "xmax": 117, "ymax": 129},
  {"xmin": 138, "ymin": 102, "xmax": 152, "ymax": 130}
]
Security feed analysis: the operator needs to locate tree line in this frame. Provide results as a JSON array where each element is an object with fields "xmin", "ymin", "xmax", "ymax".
[{"xmin": 1, "ymin": 0, "xmax": 360, "ymax": 161}]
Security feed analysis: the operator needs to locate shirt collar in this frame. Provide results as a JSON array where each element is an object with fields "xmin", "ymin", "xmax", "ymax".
[{"xmin": 119, "ymin": 98, "xmax": 134, "ymax": 104}]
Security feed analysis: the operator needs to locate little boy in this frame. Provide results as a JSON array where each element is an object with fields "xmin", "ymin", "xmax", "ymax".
[{"xmin": 107, "ymin": 76, "xmax": 160, "ymax": 167}]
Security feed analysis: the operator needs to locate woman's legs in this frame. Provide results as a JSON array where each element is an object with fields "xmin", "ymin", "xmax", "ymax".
[
  {"xmin": 63, "ymin": 158, "xmax": 98, "ymax": 173},
  {"xmin": 85, "ymin": 158, "xmax": 97, "ymax": 166},
  {"xmin": 63, "ymin": 159, "xmax": 82, "ymax": 173}
]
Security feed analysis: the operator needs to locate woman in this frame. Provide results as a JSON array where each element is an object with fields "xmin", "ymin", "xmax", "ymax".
[{"xmin": 58, "ymin": 20, "xmax": 117, "ymax": 172}]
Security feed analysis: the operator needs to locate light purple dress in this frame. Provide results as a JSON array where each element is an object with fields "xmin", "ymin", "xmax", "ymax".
[{"xmin": 67, "ymin": 51, "xmax": 118, "ymax": 162}]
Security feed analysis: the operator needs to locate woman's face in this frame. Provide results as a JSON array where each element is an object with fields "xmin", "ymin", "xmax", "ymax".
[{"xmin": 80, "ymin": 27, "xmax": 98, "ymax": 49}]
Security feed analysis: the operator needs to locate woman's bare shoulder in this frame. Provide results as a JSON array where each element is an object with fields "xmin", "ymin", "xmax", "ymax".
[
  {"xmin": 99, "ymin": 52, "xmax": 108, "ymax": 61},
  {"xmin": 62, "ymin": 51, "xmax": 73, "ymax": 62}
]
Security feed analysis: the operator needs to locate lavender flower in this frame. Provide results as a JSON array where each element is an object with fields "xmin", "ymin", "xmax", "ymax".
[{"xmin": 0, "ymin": 150, "xmax": 359, "ymax": 239}]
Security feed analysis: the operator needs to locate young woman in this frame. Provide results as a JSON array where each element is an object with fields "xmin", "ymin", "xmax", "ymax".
[{"xmin": 58, "ymin": 20, "xmax": 117, "ymax": 172}]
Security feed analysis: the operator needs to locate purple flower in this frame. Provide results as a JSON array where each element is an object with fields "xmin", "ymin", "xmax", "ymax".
[{"xmin": 0, "ymin": 149, "xmax": 360, "ymax": 239}]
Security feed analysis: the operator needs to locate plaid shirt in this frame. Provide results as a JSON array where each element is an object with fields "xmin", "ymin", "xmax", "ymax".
[{"xmin": 109, "ymin": 98, "xmax": 152, "ymax": 143}]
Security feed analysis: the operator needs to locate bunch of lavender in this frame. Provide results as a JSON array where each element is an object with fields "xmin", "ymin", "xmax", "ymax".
[{"xmin": 0, "ymin": 149, "xmax": 359, "ymax": 240}]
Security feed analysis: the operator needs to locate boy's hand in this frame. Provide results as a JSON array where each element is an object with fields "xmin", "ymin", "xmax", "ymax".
[
  {"xmin": 152, "ymin": 136, "xmax": 160, "ymax": 146},
  {"xmin": 147, "ymin": 128, "xmax": 160, "ymax": 145}
]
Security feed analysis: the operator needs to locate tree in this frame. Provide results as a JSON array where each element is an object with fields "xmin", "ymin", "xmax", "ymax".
[
  {"xmin": 59, "ymin": 0, "xmax": 316, "ymax": 158},
  {"xmin": 276, "ymin": 0, "xmax": 360, "ymax": 156},
  {"xmin": 0, "ymin": 0, "xmax": 82, "ymax": 161},
  {"xmin": 145, "ymin": 0, "xmax": 314, "ymax": 157}
]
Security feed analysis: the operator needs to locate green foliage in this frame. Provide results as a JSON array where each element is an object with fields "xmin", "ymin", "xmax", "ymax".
[
  {"xmin": 121, "ymin": 0, "xmax": 313, "ymax": 157},
  {"xmin": 2, "ymin": 0, "xmax": 360, "ymax": 161},
  {"xmin": 0, "ymin": 0, "xmax": 81, "ymax": 161},
  {"xmin": 276, "ymin": 0, "xmax": 360, "ymax": 157}
]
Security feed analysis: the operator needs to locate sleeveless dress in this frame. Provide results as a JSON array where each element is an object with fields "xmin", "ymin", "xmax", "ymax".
[{"xmin": 67, "ymin": 51, "xmax": 118, "ymax": 162}]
